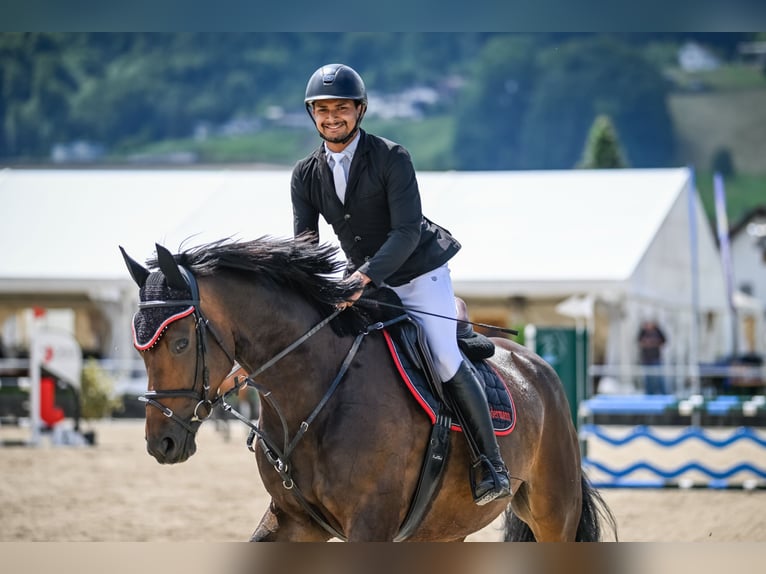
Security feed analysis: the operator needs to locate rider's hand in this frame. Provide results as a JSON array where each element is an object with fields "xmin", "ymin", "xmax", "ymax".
[{"xmin": 336, "ymin": 271, "xmax": 371, "ymax": 310}]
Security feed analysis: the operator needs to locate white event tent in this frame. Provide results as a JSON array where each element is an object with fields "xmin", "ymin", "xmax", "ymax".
[{"xmin": 0, "ymin": 167, "xmax": 731, "ymax": 380}]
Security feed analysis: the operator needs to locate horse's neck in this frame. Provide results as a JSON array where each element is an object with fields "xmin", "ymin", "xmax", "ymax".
[{"xmin": 230, "ymin": 294, "xmax": 346, "ymax": 393}]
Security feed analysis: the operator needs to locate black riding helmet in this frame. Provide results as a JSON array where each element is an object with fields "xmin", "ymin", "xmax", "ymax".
[{"xmin": 304, "ymin": 63, "xmax": 367, "ymax": 145}]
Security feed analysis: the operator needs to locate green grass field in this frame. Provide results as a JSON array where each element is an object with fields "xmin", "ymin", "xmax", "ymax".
[
  {"xmin": 113, "ymin": 116, "xmax": 458, "ymax": 171},
  {"xmin": 667, "ymin": 66, "xmax": 766, "ymax": 224},
  {"xmin": 669, "ymin": 88, "xmax": 766, "ymax": 176},
  {"xmin": 665, "ymin": 63, "xmax": 766, "ymax": 92},
  {"xmin": 695, "ymin": 170, "xmax": 765, "ymax": 227}
]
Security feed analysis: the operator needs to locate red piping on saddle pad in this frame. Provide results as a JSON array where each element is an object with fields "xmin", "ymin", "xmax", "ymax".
[
  {"xmin": 382, "ymin": 329, "xmax": 447, "ymax": 427},
  {"xmin": 382, "ymin": 330, "xmax": 516, "ymax": 435}
]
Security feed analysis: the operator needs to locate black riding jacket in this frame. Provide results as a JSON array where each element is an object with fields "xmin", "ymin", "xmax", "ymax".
[{"xmin": 291, "ymin": 130, "xmax": 460, "ymax": 287}]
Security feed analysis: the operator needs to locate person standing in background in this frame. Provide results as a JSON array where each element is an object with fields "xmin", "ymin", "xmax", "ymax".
[{"xmin": 638, "ymin": 320, "xmax": 667, "ymax": 394}]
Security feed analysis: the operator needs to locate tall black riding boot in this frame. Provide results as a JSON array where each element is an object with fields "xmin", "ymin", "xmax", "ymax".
[{"xmin": 443, "ymin": 360, "xmax": 511, "ymax": 505}]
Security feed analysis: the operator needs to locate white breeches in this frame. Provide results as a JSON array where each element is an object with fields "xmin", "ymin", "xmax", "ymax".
[{"xmin": 387, "ymin": 263, "xmax": 463, "ymax": 381}]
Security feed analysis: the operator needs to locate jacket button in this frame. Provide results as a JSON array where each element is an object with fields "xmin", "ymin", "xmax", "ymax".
[
  {"xmin": 364, "ymin": 256, "xmax": 370, "ymax": 262},
  {"xmin": 344, "ymin": 214, "xmax": 351, "ymax": 220},
  {"xmin": 354, "ymin": 236, "xmax": 362, "ymax": 242}
]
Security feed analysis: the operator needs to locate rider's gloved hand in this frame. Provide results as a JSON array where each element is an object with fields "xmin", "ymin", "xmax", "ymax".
[{"xmin": 336, "ymin": 271, "xmax": 371, "ymax": 310}]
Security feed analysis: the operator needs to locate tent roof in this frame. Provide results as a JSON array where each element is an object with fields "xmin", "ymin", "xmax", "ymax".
[
  {"xmin": 0, "ymin": 167, "xmax": 691, "ymax": 297},
  {"xmin": 417, "ymin": 168, "xmax": 689, "ymax": 294}
]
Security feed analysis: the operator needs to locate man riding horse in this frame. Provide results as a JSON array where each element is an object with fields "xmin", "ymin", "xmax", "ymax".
[{"xmin": 290, "ymin": 63, "xmax": 511, "ymax": 505}]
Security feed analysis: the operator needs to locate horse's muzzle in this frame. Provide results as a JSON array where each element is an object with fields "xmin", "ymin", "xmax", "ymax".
[{"xmin": 146, "ymin": 426, "xmax": 197, "ymax": 464}]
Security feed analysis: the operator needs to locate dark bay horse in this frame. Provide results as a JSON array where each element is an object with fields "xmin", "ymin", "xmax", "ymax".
[{"xmin": 120, "ymin": 236, "xmax": 616, "ymax": 542}]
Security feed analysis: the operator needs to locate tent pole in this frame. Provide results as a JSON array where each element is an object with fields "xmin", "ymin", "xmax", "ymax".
[{"xmin": 688, "ymin": 168, "xmax": 702, "ymax": 425}]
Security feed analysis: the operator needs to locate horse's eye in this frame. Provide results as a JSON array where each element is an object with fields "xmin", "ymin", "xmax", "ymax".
[{"xmin": 172, "ymin": 338, "xmax": 189, "ymax": 354}]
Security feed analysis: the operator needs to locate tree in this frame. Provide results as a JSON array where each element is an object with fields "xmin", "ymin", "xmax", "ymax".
[
  {"xmin": 0, "ymin": 34, "xmax": 80, "ymax": 157},
  {"xmin": 711, "ymin": 146, "xmax": 735, "ymax": 177},
  {"xmin": 520, "ymin": 36, "xmax": 674, "ymax": 169},
  {"xmin": 577, "ymin": 114, "xmax": 629, "ymax": 168},
  {"xmin": 453, "ymin": 35, "xmax": 541, "ymax": 170},
  {"xmin": 80, "ymin": 359, "xmax": 122, "ymax": 420}
]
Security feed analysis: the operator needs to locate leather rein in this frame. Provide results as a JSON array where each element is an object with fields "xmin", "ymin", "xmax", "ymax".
[{"xmin": 138, "ymin": 266, "xmax": 406, "ymax": 541}]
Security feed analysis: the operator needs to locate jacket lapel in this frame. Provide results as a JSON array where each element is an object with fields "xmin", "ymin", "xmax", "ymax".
[
  {"xmin": 314, "ymin": 146, "xmax": 339, "ymax": 204},
  {"xmin": 345, "ymin": 130, "xmax": 368, "ymax": 201},
  {"xmin": 313, "ymin": 131, "xmax": 368, "ymax": 206}
]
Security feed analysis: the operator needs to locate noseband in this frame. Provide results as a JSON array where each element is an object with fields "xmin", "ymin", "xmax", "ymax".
[{"xmin": 138, "ymin": 267, "xmax": 235, "ymax": 435}]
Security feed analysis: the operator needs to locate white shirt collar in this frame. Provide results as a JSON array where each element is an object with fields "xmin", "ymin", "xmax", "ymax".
[{"xmin": 325, "ymin": 130, "xmax": 360, "ymax": 164}]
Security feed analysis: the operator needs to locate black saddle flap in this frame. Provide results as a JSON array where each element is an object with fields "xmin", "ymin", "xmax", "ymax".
[{"xmin": 389, "ymin": 316, "xmax": 440, "ymax": 388}]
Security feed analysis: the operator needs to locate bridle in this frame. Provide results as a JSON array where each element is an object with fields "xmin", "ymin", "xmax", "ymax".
[
  {"xmin": 137, "ymin": 265, "xmax": 348, "ymax": 439},
  {"xmin": 138, "ymin": 267, "xmax": 236, "ymax": 434},
  {"xmin": 136, "ymin": 265, "xmax": 351, "ymax": 447}
]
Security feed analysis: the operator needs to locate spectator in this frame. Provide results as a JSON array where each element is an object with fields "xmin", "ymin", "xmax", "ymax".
[{"xmin": 638, "ymin": 320, "xmax": 667, "ymax": 394}]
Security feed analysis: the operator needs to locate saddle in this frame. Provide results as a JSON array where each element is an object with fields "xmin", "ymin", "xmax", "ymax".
[
  {"xmin": 363, "ymin": 287, "xmax": 514, "ymax": 434},
  {"xmin": 364, "ymin": 285, "xmax": 496, "ymax": 365},
  {"xmin": 383, "ymin": 322, "xmax": 515, "ymax": 433}
]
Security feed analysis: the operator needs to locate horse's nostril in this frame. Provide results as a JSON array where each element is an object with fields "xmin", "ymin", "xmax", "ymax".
[{"xmin": 161, "ymin": 436, "xmax": 175, "ymax": 456}]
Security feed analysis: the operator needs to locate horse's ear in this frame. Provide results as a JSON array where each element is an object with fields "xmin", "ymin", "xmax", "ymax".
[
  {"xmin": 119, "ymin": 246, "xmax": 150, "ymax": 288},
  {"xmin": 155, "ymin": 243, "xmax": 188, "ymax": 291}
]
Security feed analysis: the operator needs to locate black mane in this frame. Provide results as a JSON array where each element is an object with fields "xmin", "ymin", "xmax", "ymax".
[{"xmin": 146, "ymin": 235, "xmax": 370, "ymax": 334}]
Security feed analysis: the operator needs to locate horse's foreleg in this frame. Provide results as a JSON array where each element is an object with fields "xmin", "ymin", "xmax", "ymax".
[{"xmin": 250, "ymin": 501, "xmax": 332, "ymax": 542}]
